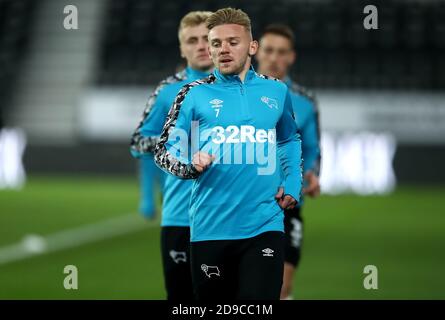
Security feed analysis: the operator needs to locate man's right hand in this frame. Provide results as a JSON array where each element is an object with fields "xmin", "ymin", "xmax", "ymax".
[
  {"xmin": 302, "ymin": 171, "xmax": 320, "ymax": 198},
  {"xmin": 275, "ymin": 187, "xmax": 297, "ymax": 210},
  {"xmin": 192, "ymin": 152, "xmax": 215, "ymax": 173}
]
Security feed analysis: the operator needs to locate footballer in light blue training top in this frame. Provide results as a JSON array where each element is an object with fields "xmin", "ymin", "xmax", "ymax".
[
  {"xmin": 154, "ymin": 8, "xmax": 302, "ymax": 300},
  {"xmin": 130, "ymin": 11, "xmax": 214, "ymax": 301},
  {"xmin": 256, "ymin": 24, "xmax": 322, "ymax": 300}
]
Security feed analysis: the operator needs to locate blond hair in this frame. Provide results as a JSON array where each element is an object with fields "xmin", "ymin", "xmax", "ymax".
[
  {"xmin": 206, "ymin": 7, "xmax": 251, "ymax": 34},
  {"xmin": 178, "ymin": 11, "xmax": 213, "ymax": 41}
]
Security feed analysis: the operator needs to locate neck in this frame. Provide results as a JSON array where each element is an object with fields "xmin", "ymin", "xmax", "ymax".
[
  {"xmin": 284, "ymin": 73, "xmax": 294, "ymax": 81},
  {"xmin": 280, "ymin": 74, "xmax": 289, "ymax": 81},
  {"xmin": 188, "ymin": 64, "xmax": 212, "ymax": 73},
  {"xmin": 237, "ymin": 57, "xmax": 252, "ymax": 82}
]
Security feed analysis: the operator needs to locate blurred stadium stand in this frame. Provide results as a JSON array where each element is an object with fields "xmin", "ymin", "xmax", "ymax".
[
  {"xmin": 0, "ymin": 0, "xmax": 444, "ymax": 188},
  {"xmin": 96, "ymin": 0, "xmax": 445, "ymax": 89},
  {"xmin": 0, "ymin": 0, "xmax": 36, "ymax": 128}
]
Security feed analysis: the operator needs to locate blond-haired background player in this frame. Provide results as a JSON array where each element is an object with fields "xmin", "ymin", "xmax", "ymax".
[{"xmin": 130, "ymin": 11, "xmax": 214, "ymax": 300}]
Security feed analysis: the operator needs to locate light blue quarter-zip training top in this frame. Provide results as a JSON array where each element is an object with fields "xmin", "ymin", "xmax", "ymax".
[
  {"xmin": 285, "ymin": 77, "xmax": 321, "ymax": 207},
  {"xmin": 285, "ymin": 77, "xmax": 321, "ymax": 176},
  {"xmin": 130, "ymin": 67, "xmax": 210, "ymax": 227},
  {"xmin": 154, "ymin": 66, "xmax": 303, "ymax": 242}
]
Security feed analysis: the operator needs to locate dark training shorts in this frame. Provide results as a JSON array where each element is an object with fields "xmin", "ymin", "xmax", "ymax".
[
  {"xmin": 283, "ymin": 206, "xmax": 304, "ymax": 267},
  {"xmin": 160, "ymin": 226, "xmax": 194, "ymax": 300},
  {"xmin": 190, "ymin": 231, "xmax": 284, "ymax": 300}
]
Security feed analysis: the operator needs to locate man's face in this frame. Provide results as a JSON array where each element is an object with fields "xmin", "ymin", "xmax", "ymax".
[
  {"xmin": 180, "ymin": 23, "xmax": 213, "ymax": 71},
  {"xmin": 256, "ymin": 33, "xmax": 295, "ymax": 79},
  {"xmin": 208, "ymin": 24, "xmax": 257, "ymax": 75}
]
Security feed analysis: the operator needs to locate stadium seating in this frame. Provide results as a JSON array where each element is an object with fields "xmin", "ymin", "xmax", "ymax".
[
  {"xmin": 0, "ymin": 0, "xmax": 36, "ymax": 126},
  {"xmin": 14, "ymin": 0, "xmax": 439, "ymax": 90},
  {"xmin": 1, "ymin": 0, "xmax": 444, "ymax": 92}
]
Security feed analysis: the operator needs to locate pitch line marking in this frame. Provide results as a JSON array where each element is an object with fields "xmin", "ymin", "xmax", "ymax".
[{"xmin": 0, "ymin": 213, "xmax": 158, "ymax": 266}]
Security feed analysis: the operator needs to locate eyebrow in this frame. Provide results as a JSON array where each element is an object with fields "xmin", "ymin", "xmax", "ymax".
[
  {"xmin": 211, "ymin": 36, "xmax": 241, "ymax": 42},
  {"xmin": 186, "ymin": 35, "xmax": 208, "ymax": 41}
]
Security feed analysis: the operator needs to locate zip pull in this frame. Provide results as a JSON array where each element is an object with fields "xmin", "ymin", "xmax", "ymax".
[{"xmin": 239, "ymin": 83, "xmax": 244, "ymax": 95}]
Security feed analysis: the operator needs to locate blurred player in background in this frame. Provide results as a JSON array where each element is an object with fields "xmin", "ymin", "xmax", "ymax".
[
  {"xmin": 256, "ymin": 24, "xmax": 321, "ymax": 300},
  {"xmin": 130, "ymin": 11, "xmax": 214, "ymax": 300},
  {"xmin": 154, "ymin": 8, "xmax": 302, "ymax": 300},
  {"xmin": 138, "ymin": 154, "xmax": 163, "ymax": 219}
]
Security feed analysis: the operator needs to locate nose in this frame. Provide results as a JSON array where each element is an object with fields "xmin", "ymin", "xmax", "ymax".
[
  {"xmin": 197, "ymin": 39, "xmax": 207, "ymax": 51},
  {"xmin": 268, "ymin": 50, "xmax": 278, "ymax": 62},
  {"xmin": 220, "ymin": 41, "xmax": 230, "ymax": 54}
]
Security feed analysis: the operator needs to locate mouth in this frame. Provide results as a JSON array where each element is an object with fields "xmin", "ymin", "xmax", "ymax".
[{"xmin": 219, "ymin": 57, "xmax": 233, "ymax": 64}]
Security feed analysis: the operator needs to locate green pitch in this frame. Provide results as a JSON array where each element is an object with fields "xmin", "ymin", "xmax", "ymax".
[{"xmin": 0, "ymin": 176, "xmax": 444, "ymax": 299}]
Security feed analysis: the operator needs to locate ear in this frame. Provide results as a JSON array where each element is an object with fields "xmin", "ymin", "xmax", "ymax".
[
  {"xmin": 249, "ymin": 40, "xmax": 258, "ymax": 56},
  {"xmin": 289, "ymin": 50, "xmax": 296, "ymax": 65}
]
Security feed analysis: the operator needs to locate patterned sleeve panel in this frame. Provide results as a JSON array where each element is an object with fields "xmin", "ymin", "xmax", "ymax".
[
  {"xmin": 130, "ymin": 71, "xmax": 186, "ymax": 157},
  {"xmin": 154, "ymin": 74, "xmax": 216, "ymax": 179},
  {"xmin": 257, "ymin": 72, "xmax": 280, "ymax": 82}
]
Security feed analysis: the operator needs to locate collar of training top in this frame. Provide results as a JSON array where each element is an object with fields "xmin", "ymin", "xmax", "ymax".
[
  {"xmin": 213, "ymin": 64, "xmax": 257, "ymax": 84},
  {"xmin": 185, "ymin": 66, "xmax": 211, "ymax": 80},
  {"xmin": 283, "ymin": 76, "xmax": 293, "ymax": 89}
]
